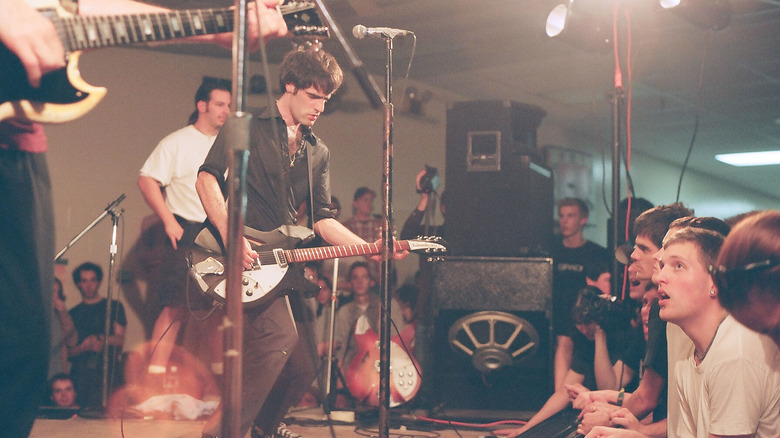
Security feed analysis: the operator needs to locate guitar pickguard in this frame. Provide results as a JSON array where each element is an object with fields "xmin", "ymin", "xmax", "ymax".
[{"xmin": 210, "ymin": 263, "xmax": 290, "ymax": 306}]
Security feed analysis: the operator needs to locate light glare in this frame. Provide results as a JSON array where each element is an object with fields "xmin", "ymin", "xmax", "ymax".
[
  {"xmin": 660, "ymin": 0, "xmax": 681, "ymax": 9},
  {"xmin": 715, "ymin": 150, "xmax": 780, "ymax": 167},
  {"xmin": 546, "ymin": 4, "xmax": 568, "ymax": 37}
]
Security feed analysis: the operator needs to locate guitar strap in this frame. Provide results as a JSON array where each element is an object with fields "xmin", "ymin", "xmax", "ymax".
[{"xmin": 306, "ymin": 137, "xmax": 315, "ymax": 225}]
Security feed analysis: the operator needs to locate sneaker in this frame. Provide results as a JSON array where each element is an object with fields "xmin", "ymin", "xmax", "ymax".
[
  {"xmin": 251, "ymin": 423, "xmax": 302, "ymax": 438},
  {"xmin": 273, "ymin": 422, "xmax": 302, "ymax": 438}
]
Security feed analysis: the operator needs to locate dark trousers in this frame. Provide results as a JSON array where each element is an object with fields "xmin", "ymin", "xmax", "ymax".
[
  {"xmin": 204, "ymin": 290, "xmax": 318, "ymax": 436},
  {"xmin": 0, "ymin": 150, "xmax": 53, "ymax": 437}
]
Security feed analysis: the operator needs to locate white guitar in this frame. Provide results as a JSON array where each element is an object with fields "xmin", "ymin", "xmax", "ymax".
[
  {"xmin": 189, "ymin": 225, "xmax": 447, "ymax": 307},
  {"xmin": 0, "ymin": 0, "xmax": 327, "ymax": 124}
]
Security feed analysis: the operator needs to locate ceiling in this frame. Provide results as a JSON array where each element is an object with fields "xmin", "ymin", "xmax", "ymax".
[{"xmin": 154, "ymin": 0, "xmax": 780, "ymax": 199}]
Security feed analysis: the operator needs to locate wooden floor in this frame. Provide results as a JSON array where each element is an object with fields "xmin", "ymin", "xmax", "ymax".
[{"xmin": 31, "ymin": 406, "xmax": 529, "ymax": 438}]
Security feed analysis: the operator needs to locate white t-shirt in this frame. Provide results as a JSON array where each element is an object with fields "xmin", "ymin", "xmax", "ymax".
[
  {"xmin": 672, "ymin": 315, "xmax": 780, "ymax": 438},
  {"xmin": 666, "ymin": 321, "xmax": 692, "ymax": 437},
  {"xmin": 139, "ymin": 125, "xmax": 216, "ymax": 222}
]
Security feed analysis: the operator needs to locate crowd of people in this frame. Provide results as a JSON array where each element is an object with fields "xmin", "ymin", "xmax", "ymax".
[{"xmin": 3, "ymin": 1, "xmax": 779, "ymax": 437}]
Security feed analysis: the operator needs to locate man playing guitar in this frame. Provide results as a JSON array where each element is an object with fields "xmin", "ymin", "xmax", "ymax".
[
  {"xmin": 196, "ymin": 46, "xmax": 409, "ymax": 437},
  {"xmin": 0, "ymin": 1, "xmax": 286, "ymax": 436}
]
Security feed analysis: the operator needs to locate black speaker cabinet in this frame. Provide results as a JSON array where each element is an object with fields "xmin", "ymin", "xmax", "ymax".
[
  {"xmin": 424, "ymin": 257, "xmax": 553, "ymax": 414},
  {"xmin": 445, "ymin": 100, "xmax": 553, "ymax": 257}
]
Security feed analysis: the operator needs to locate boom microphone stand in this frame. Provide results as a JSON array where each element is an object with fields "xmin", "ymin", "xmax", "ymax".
[{"xmin": 54, "ymin": 193, "xmax": 126, "ymax": 410}]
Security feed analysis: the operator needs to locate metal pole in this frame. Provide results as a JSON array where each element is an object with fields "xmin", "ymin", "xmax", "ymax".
[
  {"xmin": 222, "ymin": 0, "xmax": 251, "ymax": 435},
  {"xmin": 378, "ymin": 35, "xmax": 394, "ymax": 438}
]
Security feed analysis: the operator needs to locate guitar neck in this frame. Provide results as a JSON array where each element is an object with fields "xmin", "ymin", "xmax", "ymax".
[
  {"xmin": 53, "ymin": 3, "xmax": 308, "ymax": 53},
  {"xmin": 284, "ymin": 241, "xmax": 412, "ymax": 263}
]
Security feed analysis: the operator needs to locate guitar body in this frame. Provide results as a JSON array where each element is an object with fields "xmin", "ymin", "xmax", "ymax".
[
  {"xmin": 189, "ymin": 225, "xmax": 313, "ymax": 307},
  {"xmin": 345, "ymin": 315, "xmax": 421, "ymax": 407},
  {"xmin": 0, "ymin": 49, "xmax": 106, "ymax": 124},
  {"xmin": 188, "ymin": 227, "xmax": 446, "ymax": 308}
]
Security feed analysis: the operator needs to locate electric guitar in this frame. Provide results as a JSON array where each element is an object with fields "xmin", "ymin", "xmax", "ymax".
[
  {"xmin": 189, "ymin": 225, "xmax": 447, "ymax": 308},
  {"xmin": 0, "ymin": 0, "xmax": 328, "ymax": 124},
  {"xmin": 345, "ymin": 315, "xmax": 420, "ymax": 407}
]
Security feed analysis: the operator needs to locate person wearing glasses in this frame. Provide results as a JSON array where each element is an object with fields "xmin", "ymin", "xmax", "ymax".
[
  {"xmin": 714, "ymin": 210, "xmax": 780, "ymax": 348},
  {"xmin": 655, "ymin": 227, "xmax": 780, "ymax": 438}
]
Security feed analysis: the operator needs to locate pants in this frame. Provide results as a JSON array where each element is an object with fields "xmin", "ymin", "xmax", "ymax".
[
  {"xmin": 204, "ymin": 290, "xmax": 318, "ymax": 436},
  {"xmin": 0, "ymin": 150, "xmax": 53, "ymax": 437}
]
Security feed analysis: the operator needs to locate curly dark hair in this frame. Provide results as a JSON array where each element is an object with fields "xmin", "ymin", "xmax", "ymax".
[{"xmin": 278, "ymin": 48, "xmax": 343, "ymax": 96}]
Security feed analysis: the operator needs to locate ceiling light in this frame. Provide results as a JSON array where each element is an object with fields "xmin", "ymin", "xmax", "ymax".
[
  {"xmin": 715, "ymin": 151, "xmax": 780, "ymax": 167},
  {"xmin": 660, "ymin": 0, "xmax": 732, "ymax": 31},
  {"xmin": 545, "ymin": 0, "xmax": 611, "ymax": 53}
]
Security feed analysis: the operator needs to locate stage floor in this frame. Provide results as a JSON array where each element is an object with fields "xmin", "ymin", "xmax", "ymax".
[{"xmin": 31, "ymin": 406, "xmax": 522, "ymax": 438}]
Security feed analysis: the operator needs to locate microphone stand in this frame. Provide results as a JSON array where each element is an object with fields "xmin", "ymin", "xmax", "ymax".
[
  {"xmin": 323, "ymin": 259, "xmax": 339, "ymax": 411},
  {"xmin": 311, "ymin": 2, "xmax": 394, "ymax": 436},
  {"xmin": 222, "ymin": 0, "xmax": 251, "ymax": 436},
  {"xmin": 53, "ymin": 193, "xmax": 126, "ymax": 411},
  {"xmin": 377, "ymin": 35, "xmax": 396, "ymax": 438},
  {"xmin": 101, "ymin": 204, "xmax": 124, "ymax": 408}
]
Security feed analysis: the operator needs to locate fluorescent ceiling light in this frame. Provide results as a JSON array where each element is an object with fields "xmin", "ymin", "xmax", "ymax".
[{"xmin": 715, "ymin": 150, "xmax": 780, "ymax": 167}]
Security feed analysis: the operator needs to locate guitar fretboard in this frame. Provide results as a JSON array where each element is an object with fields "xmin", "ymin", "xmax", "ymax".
[
  {"xmin": 285, "ymin": 241, "xmax": 413, "ymax": 263},
  {"xmin": 55, "ymin": 7, "xmax": 234, "ymax": 52}
]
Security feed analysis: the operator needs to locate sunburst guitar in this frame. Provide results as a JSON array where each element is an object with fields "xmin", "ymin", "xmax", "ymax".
[{"xmin": 0, "ymin": 0, "xmax": 328, "ymax": 124}]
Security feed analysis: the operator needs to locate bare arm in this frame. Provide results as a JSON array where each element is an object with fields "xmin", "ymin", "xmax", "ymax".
[
  {"xmin": 195, "ymin": 171, "xmax": 257, "ymax": 269},
  {"xmin": 622, "ymin": 367, "xmax": 663, "ymax": 420},
  {"xmin": 554, "ymin": 335, "xmax": 574, "ymax": 390},
  {"xmin": 495, "ymin": 370, "xmax": 585, "ymax": 437},
  {"xmin": 137, "ymin": 175, "xmax": 183, "ymax": 249}
]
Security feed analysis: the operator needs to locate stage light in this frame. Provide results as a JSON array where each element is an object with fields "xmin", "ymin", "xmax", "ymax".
[
  {"xmin": 660, "ymin": 0, "xmax": 732, "ymax": 31},
  {"xmin": 545, "ymin": 0, "xmax": 611, "ymax": 53}
]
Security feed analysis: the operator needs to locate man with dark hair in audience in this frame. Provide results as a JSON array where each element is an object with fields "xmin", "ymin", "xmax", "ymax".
[
  {"xmin": 576, "ymin": 203, "xmax": 692, "ymax": 435},
  {"xmin": 47, "ymin": 373, "xmax": 78, "ymax": 409},
  {"xmin": 68, "ymin": 262, "xmax": 127, "ymax": 409},
  {"xmin": 551, "ymin": 197, "xmax": 611, "ymax": 390}
]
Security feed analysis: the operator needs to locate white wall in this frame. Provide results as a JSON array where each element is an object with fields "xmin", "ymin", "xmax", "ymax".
[{"xmin": 46, "ymin": 47, "xmax": 779, "ymax": 352}]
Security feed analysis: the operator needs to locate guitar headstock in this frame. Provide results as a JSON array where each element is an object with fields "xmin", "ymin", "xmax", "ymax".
[
  {"xmin": 282, "ymin": 1, "xmax": 330, "ymax": 43},
  {"xmin": 407, "ymin": 236, "xmax": 447, "ymax": 262}
]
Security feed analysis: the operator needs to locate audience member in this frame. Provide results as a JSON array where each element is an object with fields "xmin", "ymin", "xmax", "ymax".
[
  {"xmin": 551, "ymin": 198, "xmax": 611, "ymax": 390},
  {"xmin": 715, "ymin": 210, "xmax": 780, "ymax": 346},
  {"xmin": 51, "ymin": 277, "xmax": 75, "ymax": 375},
  {"xmin": 67, "ymin": 262, "xmax": 127, "ymax": 409},
  {"xmin": 575, "ymin": 203, "xmax": 692, "ymax": 435},
  {"xmin": 47, "ymin": 373, "xmax": 78, "ymax": 409},
  {"xmin": 494, "ymin": 286, "xmax": 638, "ymax": 437},
  {"xmin": 334, "ymin": 262, "xmax": 380, "ymax": 377},
  {"xmin": 342, "ymin": 187, "xmax": 383, "ymax": 243},
  {"xmin": 400, "ymin": 167, "xmax": 445, "ymax": 240},
  {"xmin": 657, "ymin": 227, "xmax": 780, "ymax": 437}
]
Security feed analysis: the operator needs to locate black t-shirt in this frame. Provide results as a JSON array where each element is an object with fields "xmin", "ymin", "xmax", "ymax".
[
  {"xmin": 643, "ymin": 300, "xmax": 668, "ymax": 420},
  {"xmin": 69, "ymin": 298, "xmax": 127, "ymax": 366},
  {"xmin": 550, "ymin": 240, "xmax": 610, "ymax": 337}
]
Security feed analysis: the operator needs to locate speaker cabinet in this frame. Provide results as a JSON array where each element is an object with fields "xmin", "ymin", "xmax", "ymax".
[
  {"xmin": 424, "ymin": 257, "xmax": 553, "ymax": 413},
  {"xmin": 445, "ymin": 100, "xmax": 553, "ymax": 257}
]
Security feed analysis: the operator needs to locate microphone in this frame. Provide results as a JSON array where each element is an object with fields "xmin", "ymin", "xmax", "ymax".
[{"xmin": 352, "ymin": 24, "xmax": 411, "ymax": 39}]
